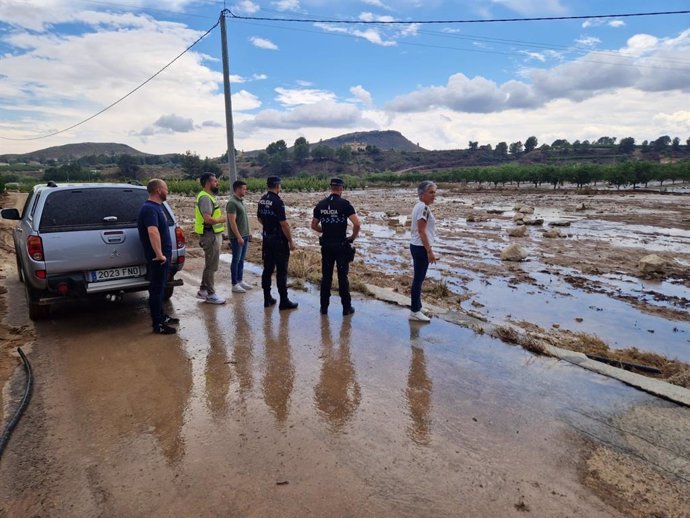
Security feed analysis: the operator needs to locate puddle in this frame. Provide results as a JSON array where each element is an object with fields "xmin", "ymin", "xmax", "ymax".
[{"xmin": 461, "ymin": 270, "xmax": 690, "ymax": 362}]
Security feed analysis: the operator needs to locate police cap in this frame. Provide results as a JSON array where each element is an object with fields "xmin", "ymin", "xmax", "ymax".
[
  {"xmin": 330, "ymin": 177, "xmax": 345, "ymax": 187},
  {"xmin": 267, "ymin": 176, "xmax": 281, "ymax": 188}
]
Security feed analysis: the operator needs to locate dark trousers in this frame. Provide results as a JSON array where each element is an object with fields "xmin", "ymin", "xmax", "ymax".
[
  {"xmin": 410, "ymin": 244, "xmax": 429, "ymax": 313},
  {"xmin": 262, "ymin": 236, "xmax": 290, "ymax": 300},
  {"xmin": 320, "ymin": 245, "xmax": 351, "ymax": 310},
  {"xmin": 148, "ymin": 258, "xmax": 169, "ymax": 329}
]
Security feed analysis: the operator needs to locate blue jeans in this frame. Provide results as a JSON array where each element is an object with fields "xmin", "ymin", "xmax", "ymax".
[
  {"xmin": 148, "ymin": 258, "xmax": 170, "ymax": 329},
  {"xmin": 230, "ymin": 237, "xmax": 249, "ymax": 285},
  {"xmin": 410, "ymin": 244, "xmax": 429, "ymax": 313}
]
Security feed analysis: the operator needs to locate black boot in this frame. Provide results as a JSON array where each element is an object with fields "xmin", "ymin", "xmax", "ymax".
[
  {"xmin": 279, "ymin": 299, "xmax": 298, "ymax": 310},
  {"xmin": 342, "ymin": 306, "xmax": 355, "ymax": 316},
  {"xmin": 264, "ymin": 289, "xmax": 276, "ymax": 307}
]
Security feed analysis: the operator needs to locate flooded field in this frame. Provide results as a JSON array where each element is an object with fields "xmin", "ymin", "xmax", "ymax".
[{"xmin": 172, "ymin": 187, "xmax": 690, "ymax": 363}]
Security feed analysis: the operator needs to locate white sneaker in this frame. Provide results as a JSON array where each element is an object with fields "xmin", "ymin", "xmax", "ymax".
[
  {"xmin": 232, "ymin": 284, "xmax": 247, "ymax": 293},
  {"xmin": 240, "ymin": 281, "xmax": 254, "ymax": 290},
  {"xmin": 196, "ymin": 289, "xmax": 209, "ymax": 300},
  {"xmin": 205, "ymin": 294, "xmax": 226, "ymax": 305},
  {"xmin": 409, "ymin": 311, "xmax": 431, "ymax": 322}
]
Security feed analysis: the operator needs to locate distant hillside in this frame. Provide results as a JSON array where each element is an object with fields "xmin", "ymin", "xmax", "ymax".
[
  {"xmin": 1, "ymin": 142, "xmax": 148, "ymax": 162},
  {"xmin": 315, "ymin": 130, "xmax": 426, "ymax": 152}
]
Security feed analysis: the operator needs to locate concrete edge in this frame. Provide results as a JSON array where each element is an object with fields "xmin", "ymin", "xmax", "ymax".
[{"xmin": 363, "ymin": 283, "xmax": 690, "ymax": 408}]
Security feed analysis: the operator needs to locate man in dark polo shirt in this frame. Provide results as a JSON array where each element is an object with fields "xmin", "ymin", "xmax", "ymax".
[
  {"xmin": 311, "ymin": 177, "xmax": 361, "ymax": 316},
  {"xmin": 137, "ymin": 179, "xmax": 179, "ymax": 334},
  {"xmin": 257, "ymin": 176, "xmax": 298, "ymax": 310}
]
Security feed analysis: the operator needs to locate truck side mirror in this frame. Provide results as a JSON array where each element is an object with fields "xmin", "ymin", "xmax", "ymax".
[{"xmin": 1, "ymin": 208, "xmax": 20, "ymax": 220}]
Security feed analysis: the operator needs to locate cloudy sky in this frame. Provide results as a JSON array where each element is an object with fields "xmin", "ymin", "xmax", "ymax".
[{"xmin": 1, "ymin": 0, "xmax": 689, "ymax": 156}]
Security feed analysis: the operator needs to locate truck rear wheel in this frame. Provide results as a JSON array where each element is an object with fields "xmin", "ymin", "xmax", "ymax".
[
  {"xmin": 25, "ymin": 284, "xmax": 50, "ymax": 320},
  {"xmin": 16, "ymin": 256, "xmax": 24, "ymax": 283}
]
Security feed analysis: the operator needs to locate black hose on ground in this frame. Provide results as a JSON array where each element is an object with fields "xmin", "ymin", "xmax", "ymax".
[{"xmin": 0, "ymin": 347, "xmax": 33, "ymax": 460}]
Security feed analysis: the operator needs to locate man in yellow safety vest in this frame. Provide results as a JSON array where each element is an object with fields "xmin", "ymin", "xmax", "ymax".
[{"xmin": 194, "ymin": 172, "xmax": 226, "ymax": 304}]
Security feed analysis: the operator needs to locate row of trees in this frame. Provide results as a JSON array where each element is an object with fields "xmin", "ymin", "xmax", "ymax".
[
  {"xmin": 368, "ymin": 161, "xmax": 690, "ymax": 190},
  {"xmin": 253, "ymin": 137, "xmax": 383, "ymax": 176},
  {"xmin": 469, "ymin": 135, "xmax": 690, "ymax": 158}
]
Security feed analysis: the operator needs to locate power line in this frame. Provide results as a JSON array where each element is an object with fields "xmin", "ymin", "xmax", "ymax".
[
  {"xmin": 230, "ymin": 18, "xmax": 690, "ymax": 73},
  {"xmin": 226, "ymin": 9, "xmax": 690, "ymax": 25},
  {"xmin": 0, "ymin": 13, "xmax": 221, "ymax": 141}
]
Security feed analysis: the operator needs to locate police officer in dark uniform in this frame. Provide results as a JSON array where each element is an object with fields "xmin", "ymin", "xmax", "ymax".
[
  {"xmin": 311, "ymin": 177, "xmax": 361, "ymax": 316},
  {"xmin": 257, "ymin": 176, "xmax": 298, "ymax": 310}
]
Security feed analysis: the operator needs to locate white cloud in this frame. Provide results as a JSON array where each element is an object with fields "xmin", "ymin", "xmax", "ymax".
[
  {"xmin": 315, "ymin": 22, "xmax": 397, "ymax": 47},
  {"xmin": 272, "ymin": 0, "xmax": 300, "ymax": 10},
  {"xmin": 232, "ymin": 90, "xmax": 262, "ymax": 111},
  {"xmin": 609, "ymin": 20, "xmax": 625, "ymax": 28},
  {"xmin": 236, "ymin": 100, "xmax": 370, "ymax": 132},
  {"xmin": 387, "ymin": 30, "xmax": 690, "ymax": 114},
  {"xmin": 232, "ymin": 0, "xmax": 260, "ymax": 14},
  {"xmin": 154, "ymin": 114, "xmax": 194, "ymax": 133},
  {"xmin": 250, "ymin": 36, "xmax": 279, "ymax": 50},
  {"xmin": 359, "ymin": 12, "xmax": 395, "ymax": 23},
  {"xmin": 275, "ymin": 87, "xmax": 336, "ymax": 106},
  {"xmin": 490, "ymin": 0, "xmax": 567, "ymax": 15},
  {"xmin": 361, "ymin": 0, "xmax": 391, "ymax": 9},
  {"xmin": 296, "ymin": 80, "xmax": 314, "ymax": 87},
  {"xmin": 350, "ymin": 85, "xmax": 373, "ymax": 106},
  {"xmin": 575, "ymin": 36, "xmax": 601, "ymax": 47},
  {"xmin": 399, "ymin": 23, "xmax": 420, "ymax": 37}
]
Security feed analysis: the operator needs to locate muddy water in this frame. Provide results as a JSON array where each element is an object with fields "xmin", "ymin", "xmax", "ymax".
[
  {"xmin": 4, "ymin": 262, "xmax": 684, "ymax": 516},
  {"xmin": 293, "ymin": 189, "xmax": 690, "ymax": 362}
]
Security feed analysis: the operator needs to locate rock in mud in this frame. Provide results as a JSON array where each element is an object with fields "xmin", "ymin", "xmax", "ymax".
[
  {"xmin": 507, "ymin": 226, "xmax": 528, "ymax": 238},
  {"xmin": 638, "ymin": 254, "xmax": 667, "ymax": 274},
  {"xmin": 522, "ymin": 218, "xmax": 544, "ymax": 226},
  {"xmin": 501, "ymin": 243, "xmax": 528, "ymax": 262},
  {"xmin": 543, "ymin": 228, "xmax": 561, "ymax": 238}
]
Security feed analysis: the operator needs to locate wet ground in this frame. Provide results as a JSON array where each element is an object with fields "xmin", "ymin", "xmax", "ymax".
[
  {"xmin": 2, "ymin": 189, "xmax": 690, "ymax": 516},
  {"xmin": 171, "ymin": 188, "xmax": 690, "ymax": 362},
  {"xmin": 1, "ymin": 258, "xmax": 689, "ymax": 517}
]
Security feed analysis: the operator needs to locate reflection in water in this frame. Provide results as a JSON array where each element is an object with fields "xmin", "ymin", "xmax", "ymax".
[
  {"xmin": 57, "ymin": 326, "xmax": 192, "ymax": 466},
  {"xmin": 203, "ymin": 306, "xmax": 232, "ymax": 420},
  {"xmin": 262, "ymin": 311, "xmax": 295, "ymax": 426},
  {"xmin": 406, "ymin": 323, "xmax": 433, "ymax": 445},
  {"xmin": 231, "ymin": 300, "xmax": 254, "ymax": 407},
  {"xmin": 314, "ymin": 317, "xmax": 361, "ymax": 433}
]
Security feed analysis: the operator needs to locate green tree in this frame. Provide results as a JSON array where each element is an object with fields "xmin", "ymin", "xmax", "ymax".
[
  {"xmin": 672, "ymin": 137, "xmax": 681, "ymax": 151},
  {"xmin": 266, "ymin": 140, "xmax": 288, "ymax": 158},
  {"xmin": 494, "ymin": 142, "xmax": 508, "ymax": 158},
  {"xmin": 312, "ymin": 144, "xmax": 335, "ymax": 161},
  {"xmin": 618, "ymin": 137, "xmax": 636, "ymax": 153},
  {"xmin": 524, "ymin": 136, "xmax": 538, "ymax": 153},
  {"xmin": 509, "ymin": 141, "xmax": 523, "ymax": 156},
  {"xmin": 181, "ymin": 151, "xmax": 204, "ymax": 178},
  {"xmin": 293, "ymin": 137, "xmax": 310, "ymax": 165},
  {"xmin": 596, "ymin": 136, "xmax": 617, "ymax": 146},
  {"xmin": 335, "ymin": 146, "xmax": 352, "ymax": 163},
  {"xmin": 653, "ymin": 135, "xmax": 671, "ymax": 151},
  {"xmin": 117, "ymin": 154, "xmax": 140, "ymax": 178},
  {"xmin": 468, "ymin": 141, "xmax": 478, "ymax": 151}
]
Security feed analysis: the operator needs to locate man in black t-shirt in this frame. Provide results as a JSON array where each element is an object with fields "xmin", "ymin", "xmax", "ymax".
[
  {"xmin": 257, "ymin": 176, "xmax": 298, "ymax": 310},
  {"xmin": 137, "ymin": 179, "xmax": 179, "ymax": 334},
  {"xmin": 311, "ymin": 177, "xmax": 361, "ymax": 316}
]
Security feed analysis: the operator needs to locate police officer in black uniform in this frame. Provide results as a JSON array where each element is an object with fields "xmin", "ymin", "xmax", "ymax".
[
  {"xmin": 311, "ymin": 177, "xmax": 361, "ymax": 316},
  {"xmin": 257, "ymin": 176, "xmax": 298, "ymax": 310}
]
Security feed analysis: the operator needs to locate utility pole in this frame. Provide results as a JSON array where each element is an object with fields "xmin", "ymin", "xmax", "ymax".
[{"xmin": 220, "ymin": 11, "xmax": 238, "ymax": 183}]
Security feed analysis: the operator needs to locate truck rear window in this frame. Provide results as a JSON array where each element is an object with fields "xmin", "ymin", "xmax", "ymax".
[{"xmin": 39, "ymin": 188, "xmax": 171, "ymax": 232}]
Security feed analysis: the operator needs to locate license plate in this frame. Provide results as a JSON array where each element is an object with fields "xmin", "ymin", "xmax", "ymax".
[{"xmin": 89, "ymin": 265, "xmax": 146, "ymax": 282}]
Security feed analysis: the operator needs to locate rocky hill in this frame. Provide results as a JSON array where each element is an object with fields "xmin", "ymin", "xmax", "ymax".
[
  {"xmin": 314, "ymin": 130, "xmax": 426, "ymax": 152},
  {"xmin": 0, "ymin": 142, "xmax": 148, "ymax": 162}
]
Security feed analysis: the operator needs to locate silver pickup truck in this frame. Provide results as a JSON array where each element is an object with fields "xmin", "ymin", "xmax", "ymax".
[{"xmin": 1, "ymin": 182, "xmax": 186, "ymax": 320}]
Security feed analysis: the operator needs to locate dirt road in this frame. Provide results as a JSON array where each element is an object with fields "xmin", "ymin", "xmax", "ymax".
[{"xmin": 1, "ymin": 189, "xmax": 689, "ymax": 517}]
